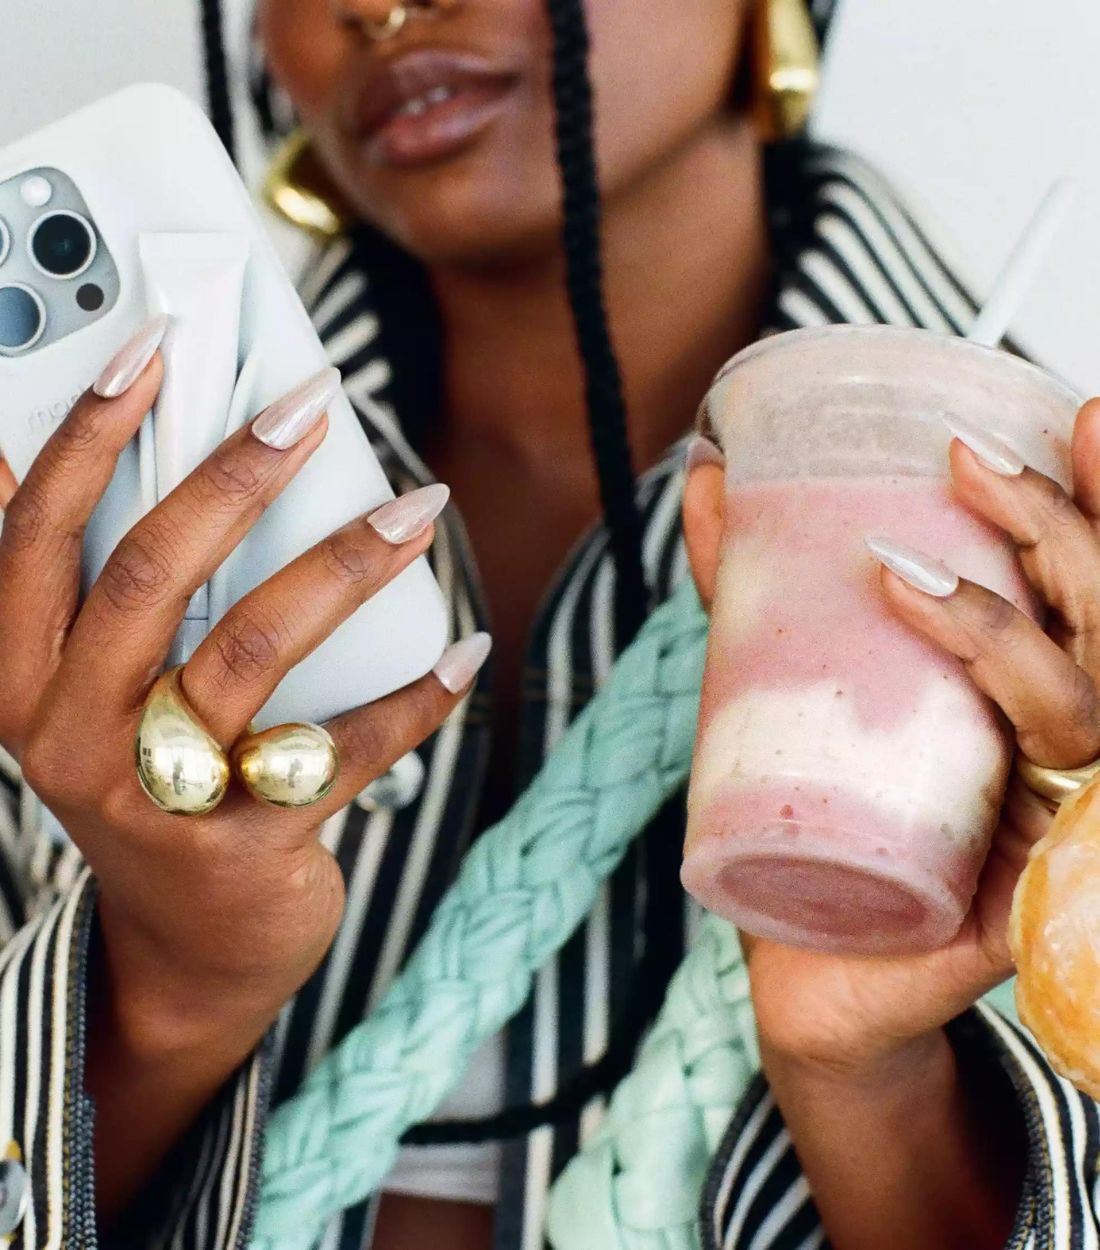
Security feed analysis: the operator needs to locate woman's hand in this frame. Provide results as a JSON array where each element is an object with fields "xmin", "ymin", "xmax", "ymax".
[
  {"xmin": 686, "ymin": 402, "xmax": 1100, "ymax": 1073},
  {"xmin": 0, "ymin": 323, "xmax": 482, "ymax": 1215},
  {"xmin": 685, "ymin": 403, "xmax": 1100, "ymax": 1249},
  {"xmin": 742, "ymin": 402, "xmax": 1100, "ymax": 1076}
]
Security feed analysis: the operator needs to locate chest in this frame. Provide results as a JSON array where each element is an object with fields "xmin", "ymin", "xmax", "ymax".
[{"xmin": 428, "ymin": 438, "xmax": 602, "ymax": 721}]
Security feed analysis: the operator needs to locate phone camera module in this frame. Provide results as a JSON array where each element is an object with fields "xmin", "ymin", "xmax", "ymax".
[
  {"xmin": 0, "ymin": 283, "xmax": 46, "ymax": 352},
  {"xmin": 19, "ymin": 175, "xmax": 52, "ymax": 208},
  {"xmin": 76, "ymin": 282, "xmax": 104, "ymax": 312},
  {"xmin": 0, "ymin": 219, "xmax": 9, "ymax": 267},
  {"xmin": 29, "ymin": 210, "xmax": 96, "ymax": 279}
]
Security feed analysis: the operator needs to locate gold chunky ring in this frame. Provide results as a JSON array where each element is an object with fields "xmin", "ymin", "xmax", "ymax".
[
  {"xmin": 1015, "ymin": 755, "xmax": 1100, "ymax": 814},
  {"xmin": 136, "ymin": 667, "xmax": 231, "ymax": 817},
  {"xmin": 231, "ymin": 723, "xmax": 340, "ymax": 809}
]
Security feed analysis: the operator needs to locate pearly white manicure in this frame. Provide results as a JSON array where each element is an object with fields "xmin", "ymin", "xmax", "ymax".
[
  {"xmin": 434, "ymin": 632, "xmax": 493, "ymax": 694},
  {"xmin": 251, "ymin": 367, "xmax": 342, "ymax": 450},
  {"xmin": 368, "ymin": 483, "xmax": 450, "ymax": 545},
  {"xmin": 943, "ymin": 414, "xmax": 1026, "ymax": 477},
  {"xmin": 865, "ymin": 537, "xmax": 959, "ymax": 599},
  {"xmin": 93, "ymin": 314, "xmax": 171, "ymax": 398},
  {"xmin": 685, "ymin": 435, "xmax": 726, "ymax": 472}
]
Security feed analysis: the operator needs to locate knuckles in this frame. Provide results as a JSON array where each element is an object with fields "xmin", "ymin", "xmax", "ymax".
[
  {"xmin": 0, "ymin": 482, "xmax": 50, "ymax": 555},
  {"xmin": 320, "ymin": 527, "xmax": 379, "ymax": 585},
  {"xmin": 191, "ymin": 445, "xmax": 268, "ymax": 512},
  {"xmin": 52, "ymin": 399, "xmax": 106, "ymax": 456},
  {"xmin": 98, "ymin": 532, "xmax": 175, "ymax": 615},
  {"xmin": 210, "ymin": 609, "xmax": 287, "ymax": 687},
  {"xmin": 335, "ymin": 713, "xmax": 389, "ymax": 770},
  {"xmin": 1065, "ymin": 667, "xmax": 1100, "ymax": 743},
  {"xmin": 338, "ymin": 681, "xmax": 446, "ymax": 776},
  {"xmin": 97, "ymin": 776, "xmax": 146, "ymax": 832},
  {"xmin": 972, "ymin": 591, "xmax": 1020, "ymax": 642},
  {"xmin": 1036, "ymin": 474, "xmax": 1081, "ymax": 525}
]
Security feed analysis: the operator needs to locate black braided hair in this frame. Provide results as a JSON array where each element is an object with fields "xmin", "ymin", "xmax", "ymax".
[
  {"xmin": 546, "ymin": 0, "xmax": 649, "ymax": 646},
  {"xmin": 199, "ymin": 0, "xmax": 238, "ymax": 163}
]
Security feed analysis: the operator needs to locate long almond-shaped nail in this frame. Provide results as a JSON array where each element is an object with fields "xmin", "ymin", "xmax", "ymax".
[
  {"xmin": 943, "ymin": 415, "xmax": 1025, "ymax": 477},
  {"xmin": 685, "ymin": 435, "xmax": 725, "ymax": 472},
  {"xmin": 93, "ymin": 314, "xmax": 171, "ymax": 399},
  {"xmin": 368, "ymin": 484, "xmax": 450, "ymax": 545},
  {"xmin": 866, "ymin": 537, "xmax": 959, "ymax": 598},
  {"xmin": 251, "ymin": 367, "xmax": 342, "ymax": 450},
  {"xmin": 434, "ymin": 632, "xmax": 492, "ymax": 694}
]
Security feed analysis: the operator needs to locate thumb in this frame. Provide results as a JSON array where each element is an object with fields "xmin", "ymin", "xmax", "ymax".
[{"xmin": 0, "ymin": 459, "xmax": 17, "ymax": 511}]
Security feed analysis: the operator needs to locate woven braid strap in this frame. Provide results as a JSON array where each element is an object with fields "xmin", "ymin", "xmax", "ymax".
[
  {"xmin": 253, "ymin": 579, "xmax": 709, "ymax": 1249},
  {"xmin": 546, "ymin": 916, "xmax": 756, "ymax": 1250}
]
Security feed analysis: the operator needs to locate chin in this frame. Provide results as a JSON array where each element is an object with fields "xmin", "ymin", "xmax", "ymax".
[
  {"xmin": 390, "ymin": 200, "xmax": 563, "ymax": 267},
  {"xmin": 320, "ymin": 131, "xmax": 557, "ymax": 266}
]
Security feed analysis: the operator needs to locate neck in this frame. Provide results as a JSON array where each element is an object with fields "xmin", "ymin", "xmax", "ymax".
[{"xmin": 429, "ymin": 118, "xmax": 770, "ymax": 472}]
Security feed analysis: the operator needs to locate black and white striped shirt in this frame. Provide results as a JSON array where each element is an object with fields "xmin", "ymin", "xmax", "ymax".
[{"xmin": 2, "ymin": 141, "xmax": 1097, "ymax": 1250}]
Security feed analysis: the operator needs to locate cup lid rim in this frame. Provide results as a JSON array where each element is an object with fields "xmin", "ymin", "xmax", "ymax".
[{"xmin": 712, "ymin": 324, "xmax": 1083, "ymax": 408}]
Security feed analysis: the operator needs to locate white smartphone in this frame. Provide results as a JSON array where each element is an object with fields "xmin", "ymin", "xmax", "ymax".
[{"xmin": 0, "ymin": 83, "xmax": 448, "ymax": 728}]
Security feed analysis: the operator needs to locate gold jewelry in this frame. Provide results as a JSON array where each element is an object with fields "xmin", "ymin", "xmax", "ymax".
[
  {"xmin": 753, "ymin": 0, "xmax": 820, "ymax": 142},
  {"xmin": 232, "ymin": 723, "xmax": 340, "ymax": 809},
  {"xmin": 136, "ymin": 667, "xmax": 230, "ymax": 817},
  {"xmin": 1016, "ymin": 754, "xmax": 1100, "ymax": 814},
  {"xmin": 264, "ymin": 130, "xmax": 346, "ymax": 240},
  {"xmin": 363, "ymin": 4, "xmax": 408, "ymax": 40},
  {"xmin": 268, "ymin": 0, "xmax": 461, "ymax": 237}
]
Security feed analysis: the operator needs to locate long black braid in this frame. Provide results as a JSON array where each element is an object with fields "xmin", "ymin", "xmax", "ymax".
[
  {"xmin": 199, "ymin": 0, "xmax": 238, "ymax": 164},
  {"xmin": 546, "ymin": 0, "xmax": 649, "ymax": 644}
]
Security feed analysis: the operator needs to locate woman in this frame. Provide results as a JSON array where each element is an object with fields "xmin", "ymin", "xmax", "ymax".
[{"xmin": 1, "ymin": 1, "xmax": 1098, "ymax": 1247}]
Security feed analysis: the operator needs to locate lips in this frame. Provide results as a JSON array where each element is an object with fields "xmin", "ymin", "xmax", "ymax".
[{"xmin": 346, "ymin": 49, "xmax": 519, "ymax": 168}]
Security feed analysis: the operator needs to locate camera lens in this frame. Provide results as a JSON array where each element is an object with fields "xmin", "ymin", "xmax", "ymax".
[
  {"xmin": 0, "ymin": 219, "xmax": 9, "ymax": 267},
  {"xmin": 29, "ymin": 211, "xmax": 96, "ymax": 279},
  {"xmin": 0, "ymin": 284, "xmax": 46, "ymax": 352}
]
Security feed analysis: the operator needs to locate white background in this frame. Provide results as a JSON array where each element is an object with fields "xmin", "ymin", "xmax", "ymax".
[{"xmin": 1, "ymin": 0, "xmax": 1097, "ymax": 392}]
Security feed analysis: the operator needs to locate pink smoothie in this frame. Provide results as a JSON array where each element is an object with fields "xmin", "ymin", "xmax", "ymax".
[{"xmin": 682, "ymin": 474, "xmax": 1036, "ymax": 955}]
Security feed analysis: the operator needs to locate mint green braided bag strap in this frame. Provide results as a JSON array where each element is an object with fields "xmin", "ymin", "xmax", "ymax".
[
  {"xmin": 254, "ymin": 578, "xmax": 709, "ymax": 1250},
  {"xmin": 546, "ymin": 915, "xmax": 757, "ymax": 1250}
]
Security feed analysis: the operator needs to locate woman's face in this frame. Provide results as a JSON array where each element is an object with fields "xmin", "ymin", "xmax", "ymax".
[{"xmin": 259, "ymin": 0, "xmax": 751, "ymax": 265}]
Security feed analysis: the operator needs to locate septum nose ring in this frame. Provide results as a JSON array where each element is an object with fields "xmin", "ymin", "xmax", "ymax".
[
  {"xmin": 355, "ymin": 0, "xmax": 460, "ymax": 40},
  {"xmin": 363, "ymin": 5, "xmax": 409, "ymax": 39}
]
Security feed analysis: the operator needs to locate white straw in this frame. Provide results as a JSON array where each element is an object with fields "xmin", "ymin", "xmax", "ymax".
[{"xmin": 968, "ymin": 178, "xmax": 1076, "ymax": 348}]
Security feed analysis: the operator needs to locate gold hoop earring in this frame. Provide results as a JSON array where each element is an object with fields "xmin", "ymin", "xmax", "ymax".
[
  {"xmin": 264, "ymin": 129, "xmax": 346, "ymax": 240},
  {"xmin": 753, "ymin": 0, "xmax": 820, "ymax": 142}
]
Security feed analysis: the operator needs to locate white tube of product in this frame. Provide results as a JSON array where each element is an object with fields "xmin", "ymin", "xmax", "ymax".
[{"xmin": 139, "ymin": 232, "xmax": 249, "ymax": 662}]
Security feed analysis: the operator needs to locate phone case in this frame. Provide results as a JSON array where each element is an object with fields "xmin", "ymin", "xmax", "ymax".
[{"xmin": 0, "ymin": 84, "xmax": 448, "ymax": 728}]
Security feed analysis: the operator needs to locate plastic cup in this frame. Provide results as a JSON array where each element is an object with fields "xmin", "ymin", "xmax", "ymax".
[{"xmin": 681, "ymin": 325, "xmax": 1082, "ymax": 955}]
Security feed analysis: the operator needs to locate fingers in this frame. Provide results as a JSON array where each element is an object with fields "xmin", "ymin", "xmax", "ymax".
[
  {"xmin": 181, "ymin": 484, "xmax": 450, "ymax": 744},
  {"xmin": 63, "ymin": 368, "xmax": 341, "ymax": 711},
  {"xmin": 946, "ymin": 431, "xmax": 1100, "ymax": 679},
  {"xmin": 870, "ymin": 545, "xmax": 1100, "ymax": 769},
  {"xmin": 291, "ymin": 633, "xmax": 492, "ymax": 824},
  {"xmin": 0, "ymin": 320, "xmax": 167, "ymax": 731},
  {"xmin": 1069, "ymin": 398, "xmax": 1100, "ymax": 521},
  {"xmin": 0, "ymin": 459, "xmax": 17, "ymax": 510}
]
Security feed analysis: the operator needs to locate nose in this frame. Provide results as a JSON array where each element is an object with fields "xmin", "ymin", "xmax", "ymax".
[
  {"xmin": 334, "ymin": 0, "xmax": 404, "ymax": 20},
  {"xmin": 333, "ymin": 0, "xmax": 460, "ymax": 21}
]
